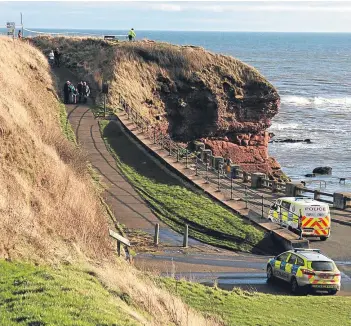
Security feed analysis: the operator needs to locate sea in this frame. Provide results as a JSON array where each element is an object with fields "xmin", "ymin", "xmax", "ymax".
[{"xmin": 2, "ymin": 29, "xmax": 350, "ymax": 194}]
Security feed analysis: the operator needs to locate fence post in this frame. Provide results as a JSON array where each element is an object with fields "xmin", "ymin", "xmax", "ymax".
[
  {"xmin": 153, "ymin": 127, "xmax": 156, "ymax": 144},
  {"xmin": 154, "ymin": 223, "xmax": 159, "ymax": 246},
  {"xmin": 217, "ymin": 165, "xmax": 221, "ymax": 191},
  {"xmin": 205, "ymin": 163, "xmax": 209, "ymax": 184},
  {"xmin": 261, "ymin": 195, "xmax": 264, "ymax": 218},
  {"xmin": 230, "ymin": 177, "xmax": 233, "ymax": 200},
  {"xmin": 183, "ymin": 224, "xmax": 189, "ymax": 248},
  {"xmin": 185, "ymin": 150, "xmax": 188, "ymax": 168},
  {"xmin": 245, "ymin": 185, "xmax": 248, "ymax": 209},
  {"xmin": 195, "ymin": 156, "xmax": 198, "ymax": 176}
]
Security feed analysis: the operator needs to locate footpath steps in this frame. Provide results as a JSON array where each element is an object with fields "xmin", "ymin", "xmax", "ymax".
[{"xmin": 115, "ymin": 111, "xmax": 309, "ymax": 250}]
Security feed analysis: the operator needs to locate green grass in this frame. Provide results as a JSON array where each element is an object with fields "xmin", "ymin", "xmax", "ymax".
[
  {"xmin": 160, "ymin": 278, "xmax": 351, "ymax": 326},
  {"xmin": 99, "ymin": 120, "xmax": 264, "ymax": 252},
  {"xmin": 0, "ymin": 260, "xmax": 139, "ymax": 326},
  {"xmin": 59, "ymin": 103, "xmax": 77, "ymax": 146}
]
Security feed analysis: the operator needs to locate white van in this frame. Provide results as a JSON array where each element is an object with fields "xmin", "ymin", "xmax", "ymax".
[{"xmin": 268, "ymin": 197, "xmax": 331, "ymax": 241}]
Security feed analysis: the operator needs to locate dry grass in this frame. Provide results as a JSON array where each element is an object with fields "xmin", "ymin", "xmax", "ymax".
[
  {"xmin": 93, "ymin": 260, "xmax": 224, "ymax": 326},
  {"xmin": 0, "ymin": 36, "xmax": 110, "ymax": 261},
  {"xmin": 31, "ymin": 36, "xmax": 276, "ymax": 124},
  {"xmin": 0, "ymin": 36, "xmax": 222, "ymax": 325}
]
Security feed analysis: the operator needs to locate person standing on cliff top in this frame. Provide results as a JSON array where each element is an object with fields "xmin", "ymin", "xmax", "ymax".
[{"xmin": 128, "ymin": 28, "xmax": 136, "ymax": 41}]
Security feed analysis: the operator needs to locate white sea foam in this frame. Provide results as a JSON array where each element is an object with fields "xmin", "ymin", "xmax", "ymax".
[{"xmin": 281, "ymin": 95, "xmax": 351, "ymax": 109}]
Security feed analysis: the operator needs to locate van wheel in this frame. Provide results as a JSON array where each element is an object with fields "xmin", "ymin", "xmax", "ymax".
[
  {"xmin": 328, "ymin": 290, "xmax": 337, "ymax": 295},
  {"xmin": 320, "ymin": 236, "xmax": 328, "ymax": 241},
  {"xmin": 291, "ymin": 277, "xmax": 300, "ymax": 294}
]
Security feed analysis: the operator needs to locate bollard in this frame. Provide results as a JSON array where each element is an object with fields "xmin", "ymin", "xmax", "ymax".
[
  {"xmin": 230, "ymin": 177, "xmax": 233, "ymax": 200},
  {"xmin": 154, "ymin": 223, "xmax": 160, "ymax": 246},
  {"xmin": 177, "ymin": 148, "xmax": 180, "ymax": 162},
  {"xmin": 183, "ymin": 224, "xmax": 189, "ymax": 248},
  {"xmin": 185, "ymin": 150, "xmax": 188, "ymax": 168},
  {"xmin": 153, "ymin": 127, "xmax": 156, "ymax": 144},
  {"xmin": 261, "ymin": 195, "xmax": 264, "ymax": 218},
  {"xmin": 169, "ymin": 139, "xmax": 172, "ymax": 156}
]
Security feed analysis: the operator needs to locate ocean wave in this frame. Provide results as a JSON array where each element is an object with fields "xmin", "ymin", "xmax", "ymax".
[{"xmin": 281, "ymin": 96, "xmax": 351, "ymax": 109}]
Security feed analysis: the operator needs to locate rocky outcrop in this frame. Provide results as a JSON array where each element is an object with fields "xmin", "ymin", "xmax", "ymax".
[
  {"xmin": 32, "ymin": 37, "xmax": 281, "ymax": 177},
  {"xmin": 313, "ymin": 167, "xmax": 332, "ymax": 175}
]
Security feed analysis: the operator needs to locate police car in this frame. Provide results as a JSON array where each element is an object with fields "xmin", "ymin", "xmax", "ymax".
[{"xmin": 267, "ymin": 249, "xmax": 341, "ymax": 295}]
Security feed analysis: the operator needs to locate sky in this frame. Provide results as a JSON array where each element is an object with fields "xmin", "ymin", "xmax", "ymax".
[{"xmin": 1, "ymin": 1, "xmax": 351, "ymax": 32}]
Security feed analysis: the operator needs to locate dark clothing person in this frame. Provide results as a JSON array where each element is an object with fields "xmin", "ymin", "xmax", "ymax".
[
  {"xmin": 82, "ymin": 82, "xmax": 90, "ymax": 103},
  {"xmin": 63, "ymin": 82, "xmax": 70, "ymax": 104},
  {"xmin": 77, "ymin": 82, "xmax": 83, "ymax": 103},
  {"xmin": 54, "ymin": 49, "xmax": 61, "ymax": 67},
  {"xmin": 18, "ymin": 30, "xmax": 22, "ymax": 39}
]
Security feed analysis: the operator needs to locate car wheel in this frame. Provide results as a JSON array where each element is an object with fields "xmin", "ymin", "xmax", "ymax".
[
  {"xmin": 267, "ymin": 265, "xmax": 274, "ymax": 282},
  {"xmin": 291, "ymin": 277, "xmax": 300, "ymax": 294},
  {"xmin": 328, "ymin": 290, "xmax": 337, "ymax": 295},
  {"xmin": 320, "ymin": 236, "xmax": 328, "ymax": 241}
]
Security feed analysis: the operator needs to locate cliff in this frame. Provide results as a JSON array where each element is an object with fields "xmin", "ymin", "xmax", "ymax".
[
  {"xmin": 0, "ymin": 36, "xmax": 219, "ymax": 325},
  {"xmin": 32, "ymin": 37, "xmax": 281, "ymax": 177}
]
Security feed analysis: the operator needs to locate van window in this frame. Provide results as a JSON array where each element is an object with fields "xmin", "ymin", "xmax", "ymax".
[
  {"xmin": 281, "ymin": 201, "xmax": 290, "ymax": 211},
  {"xmin": 311, "ymin": 261, "xmax": 334, "ymax": 271}
]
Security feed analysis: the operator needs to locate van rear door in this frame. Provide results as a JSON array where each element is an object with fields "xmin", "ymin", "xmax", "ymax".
[{"xmin": 301, "ymin": 204, "xmax": 330, "ymax": 238}]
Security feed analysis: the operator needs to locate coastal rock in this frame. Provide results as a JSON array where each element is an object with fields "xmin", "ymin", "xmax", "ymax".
[
  {"xmin": 31, "ymin": 38, "xmax": 281, "ymax": 177},
  {"xmin": 313, "ymin": 166, "xmax": 332, "ymax": 175},
  {"xmin": 270, "ymin": 138, "xmax": 312, "ymax": 143}
]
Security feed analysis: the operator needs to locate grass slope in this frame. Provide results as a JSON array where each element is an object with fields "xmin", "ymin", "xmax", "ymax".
[
  {"xmin": 0, "ymin": 260, "xmax": 139, "ymax": 326},
  {"xmin": 99, "ymin": 120, "xmax": 264, "ymax": 252},
  {"xmin": 161, "ymin": 278, "xmax": 351, "ymax": 326}
]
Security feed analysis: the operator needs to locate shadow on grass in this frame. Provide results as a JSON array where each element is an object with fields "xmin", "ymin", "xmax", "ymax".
[
  {"xmin": 102, "ymin": 120, "xmax": 281, "ymax": 255},
  {"xmin": 102, "ymin": 121, "xmax": 183, "ymax": 187}
]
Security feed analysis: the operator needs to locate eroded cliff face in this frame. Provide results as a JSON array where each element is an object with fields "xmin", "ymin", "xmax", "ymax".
[
  {"xmin": 32, "ymin": 38, "xmax": 281, "ymax": 177},
  {"xmin": 151, "ymin": 53, "xmax": 281, "ymax": 177}
]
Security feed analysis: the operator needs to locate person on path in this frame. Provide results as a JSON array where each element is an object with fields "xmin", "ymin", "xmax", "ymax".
[
  {"xmin": 54, "ymin": 48, "xmax": 61, "ymax": 67},
  {"xmin": 77, "ymin": 81, "xmax": 83, "ymax": 103},
  {"xmin": 128, "ymin": 28, "xmax": 136, "ymax": 41},
  {"xmin": 17, "ymin": 30, "xmax": 22, "ymax": 39},
  {"xmin": 68, "ymin": 83, "xmax": 77, "ymax": 104},
  {"xmin": 63, "ymin": 81, "xmax": 70, "ymax": 104},
  {"xmin": 48, "ymin": 50, "xmax": 55, "ymax": 67},
  {"xmin": 82, "ymin": 82, "xmax": 90, "ymax": 103}
]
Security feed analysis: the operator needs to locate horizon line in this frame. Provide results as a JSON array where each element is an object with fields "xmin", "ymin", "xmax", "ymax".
[{"xmin": 18, "ymin": 28, "xmax": 351, "ymax": 34}]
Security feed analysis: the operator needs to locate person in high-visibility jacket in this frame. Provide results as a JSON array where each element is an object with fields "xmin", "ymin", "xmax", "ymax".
[{"xmin": 128, "ymin": 28, "xmax": 136, "ymax": 41}]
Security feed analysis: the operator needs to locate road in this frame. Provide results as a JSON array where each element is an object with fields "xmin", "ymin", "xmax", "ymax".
[{"xmin": 135, "ymin": 250, "xmax": 351, "ymax": 296}]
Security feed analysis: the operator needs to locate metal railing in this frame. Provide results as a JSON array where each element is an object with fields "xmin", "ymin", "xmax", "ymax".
[
  {"xmin": 118, "ymin": 94, "xmax": 351, "ymax": 214},
  {"xmin": 118, "ymin": 94, "xmax": 306, "ymax": 236}
]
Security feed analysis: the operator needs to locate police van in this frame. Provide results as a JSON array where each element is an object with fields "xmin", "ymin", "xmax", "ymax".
[{"xmin": 268, "ymin": 197, "xmax": 331, "ymax": 241}]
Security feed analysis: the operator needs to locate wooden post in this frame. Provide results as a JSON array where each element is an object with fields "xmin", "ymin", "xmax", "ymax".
[
  {"xmin": 154, "ymin": 223, "xmax": 160, "ymax": 246},
  {"xmin": 183, "ymin": 224, "xmax": 189, "ymax": 248},
  {"xmin": 261, "ymin": 195, "xmax": 264, "ymax": 218},
  {"xmin": 117, "ymin": 241, "xmax": 121, "ymax": 256}
]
